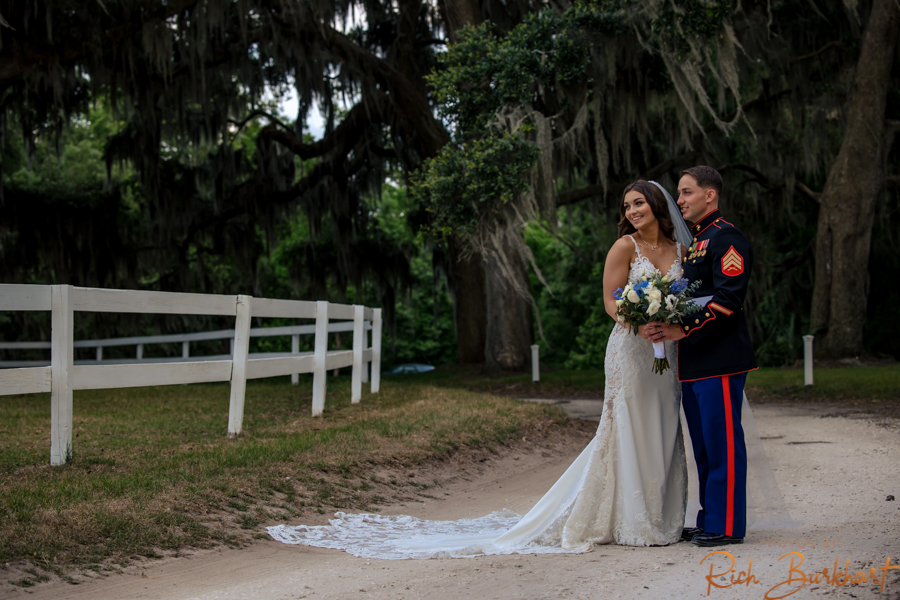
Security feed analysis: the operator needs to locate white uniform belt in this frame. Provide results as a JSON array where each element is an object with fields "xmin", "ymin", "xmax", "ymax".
[{"xmin": 693, "ymin": 295, "xmax": 714, "ymax": 306}]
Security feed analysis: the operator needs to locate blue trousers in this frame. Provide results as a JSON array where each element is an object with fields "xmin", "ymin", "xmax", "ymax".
[{"xmin": 682, "ymin": 373, "xmax": 748, "ymax": 538}]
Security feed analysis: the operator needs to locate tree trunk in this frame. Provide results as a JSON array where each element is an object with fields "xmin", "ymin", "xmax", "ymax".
[
  {"xmin": 439, "ymin": 0, "xmax": 493, "ymax": 368},
  {"xmin": 448, "ymin": 235, "xmax": 486, "ymax": 364},
  {"xmin": 439, "ymin": 0, "xmax": 536, "ymax": 371},
  {"xmin": 810, "ymin": 0, "xmax": 900, "ymax": 357},
  {"xmin": 483, "ymin": 236, "xmax": 535, "ymax": 372}
]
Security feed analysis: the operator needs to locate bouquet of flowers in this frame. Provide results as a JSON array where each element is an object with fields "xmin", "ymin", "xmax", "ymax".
[{"xmin": 613, "ymin": 273, "xmax": 703, "ymax": 374}]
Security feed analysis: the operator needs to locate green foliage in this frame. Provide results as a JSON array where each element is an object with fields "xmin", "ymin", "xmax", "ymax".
[
  {"xmin": 521, "ymin": 206, "xmax": 617, "ymax": 369},
  {"xmin": 411, "ymin": 2, "xmax": 624, "ymax": 235},
  {"xmin": 565, "ymin": 289, "xmax": 616, "ymax": 370},
  {"xmin": 428, "ymin": 6, "xmax": 622, "ymax": 136},
  {"xmin": 412, "ymin": 132, "xmax": 539, "ymax": 236},
  {"xmin": 650, "ymin": 0, "xmax": 732, "ymax": 58},
  {"xmin": 4, "ymin": 104, "xmax": 135, "ymax": 203}
]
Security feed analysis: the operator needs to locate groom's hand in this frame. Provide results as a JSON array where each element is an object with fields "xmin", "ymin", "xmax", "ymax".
[
  {"xmin": 653, "ymin": 323, "xmax": 685, "ymax": 342},
  {"xmin": 645, "ymin": 322, "xmax": 685, "ymax": 342}
]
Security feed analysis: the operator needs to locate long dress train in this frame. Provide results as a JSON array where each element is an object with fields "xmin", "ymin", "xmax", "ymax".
[{"xmin": 267, "ymin": 248, "xmax": 688, "ymax": 558}]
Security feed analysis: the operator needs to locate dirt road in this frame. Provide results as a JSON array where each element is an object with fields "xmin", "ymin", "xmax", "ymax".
[{"xmin": 5, "ymin": 401, "xmax": 900, "ymax": 600}]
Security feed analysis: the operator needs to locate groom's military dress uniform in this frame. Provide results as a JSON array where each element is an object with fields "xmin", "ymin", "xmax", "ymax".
[{"xmin": 678, "ymin": 209, "xmax": 757, "ymax": 539}]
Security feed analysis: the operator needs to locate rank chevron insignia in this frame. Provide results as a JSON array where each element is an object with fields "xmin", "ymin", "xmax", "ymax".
[{"xmin": 722, "ymin": 246, "xmax": 744, "ymax": 276}]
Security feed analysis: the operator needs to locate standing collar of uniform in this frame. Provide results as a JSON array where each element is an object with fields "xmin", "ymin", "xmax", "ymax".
[{"xmin": 690, "ymin": 209, "xmax": 722, "ymax": 236}]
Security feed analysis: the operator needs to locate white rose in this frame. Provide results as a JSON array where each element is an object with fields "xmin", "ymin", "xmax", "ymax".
[
  {"xmin": 626, "ymin": 289, "xmax": 641, "ymax": 304},
  {"xmin": 648, "ymin": 299, "xmax": 661, "ymax": 315},
  {"xmin": 647, "ymin": 287, "xmax": 662, "ymax": 302},
  {"xmin": 665, "ymin": 294, "xmax": 678, "ymax": 311},
  {"xmin": 615, "ymin": 299, "xmax": 625, "ymax": 306}
]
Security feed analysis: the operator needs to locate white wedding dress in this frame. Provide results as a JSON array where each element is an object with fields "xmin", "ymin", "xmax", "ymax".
[{"xmin": 267, "ymin": 242, "xmax": 688, "ymax": 558}]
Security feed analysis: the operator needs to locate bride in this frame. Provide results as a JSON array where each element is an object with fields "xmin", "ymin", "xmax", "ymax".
[{"xmin": 267, "ymin": 180, "xmax": 697, "ymax": 558}]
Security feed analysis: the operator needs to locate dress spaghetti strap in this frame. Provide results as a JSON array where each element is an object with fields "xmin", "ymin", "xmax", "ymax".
[{"xmin": 626, "ymin": 234, "xmax": 642, "ymax": 258}]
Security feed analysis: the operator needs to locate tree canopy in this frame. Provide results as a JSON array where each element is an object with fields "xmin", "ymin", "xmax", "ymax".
[{"xmin": 1, "ymin": 0, "xmax": 897, "ymax": 366}]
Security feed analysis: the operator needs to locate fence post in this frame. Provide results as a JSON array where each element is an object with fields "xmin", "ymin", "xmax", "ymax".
[
  {"xmin": 96, "ymin": 346, "xmax": 102, "ymax": 362},
  {"xmin": 531, "ymin": 344, "xmax": 540, "ymax": 383},
  {"xmin": 371, "ymin": 308, "xmax": 382, "ymax": 394},
  {"xmin": 228, "ymin": 295, "xmax": 252, "ymax": 437},
  {"xmin": 50, "ymin": 285, "xmax": 74, "ymax": 466},
  {"xmin": 136, "ymin": 343, "xmax": 143, "ymax": 360},
  {"xmin": 803, "ymin": 335, "xmax": 814, "ymax": 387},
  {"xmin": 182, "ymin": 341, "xmax": 189, "ymax": 359},
  {"xmin": 312, "ymin": 301, "xmax": 329, "ymax": 416},
  {"xmin": 351, "ymin": 305, "xmax": 364, "ymax": 403},
  {"xmin": 291, "ymin": 334, "xmax": 300, "ymax": 386},
  {"xmin": 361, "ymin": 319, "xmax": 369, "ymax": 385}
]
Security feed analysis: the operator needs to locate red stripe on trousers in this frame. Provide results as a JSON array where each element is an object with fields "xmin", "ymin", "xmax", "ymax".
[{"xmin": 721, "ymin": 376, "xmax": 735, "ymax": 536}]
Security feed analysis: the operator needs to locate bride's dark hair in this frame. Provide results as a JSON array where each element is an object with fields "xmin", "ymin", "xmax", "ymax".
[{"xmin": 616, "ymin": 180, "xmax": 676, "ymax": 241}]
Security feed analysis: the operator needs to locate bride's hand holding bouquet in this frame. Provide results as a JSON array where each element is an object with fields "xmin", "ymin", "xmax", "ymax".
[{"xmin": 613, "ymin": 273, "xmax": 702, "ymax": 374}]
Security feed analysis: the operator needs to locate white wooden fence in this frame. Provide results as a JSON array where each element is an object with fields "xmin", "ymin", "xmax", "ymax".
[{"xmin": 0, "ymin": 284, "xmax": 383, "ymax": 466}]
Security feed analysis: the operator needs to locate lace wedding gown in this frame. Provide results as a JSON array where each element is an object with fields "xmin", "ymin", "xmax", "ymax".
[{"xmin": 267, "ymin": 242, "xmax": 688, "ymax": 558}]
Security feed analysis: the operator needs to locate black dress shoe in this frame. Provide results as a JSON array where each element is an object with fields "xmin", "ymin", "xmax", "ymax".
[
  {"xmin": 692, "ymin": 532, "xmax": 744, "ymax": 547},
  {"xmin": 681, "ymin": 527, "xmax": 703, "ymax": 542}
]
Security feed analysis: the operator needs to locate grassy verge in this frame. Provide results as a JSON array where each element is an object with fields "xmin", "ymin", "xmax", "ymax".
[
  {"xmin": 413, "ymin": 363, "xmax": 900, "ymax": 404},
  {"xmin": 413, "ymin": 366, "xmax": 606, "ymax": 398},
  {"xmin": 0, "ymin": 376, "xmax": 569, "ymax": 578},
  {"xmin": 746, "ymin": 365, "xmax": 900, "ymax": 402}
]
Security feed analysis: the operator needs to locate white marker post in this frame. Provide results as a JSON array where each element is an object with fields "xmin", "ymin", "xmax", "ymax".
[
  {"xmin": 803, "ymin": 335, "xmax": 814, "ymax": 387},
  {"xmin": 531, "ymin": 344, "xmax": 540, "ymax": 383}
]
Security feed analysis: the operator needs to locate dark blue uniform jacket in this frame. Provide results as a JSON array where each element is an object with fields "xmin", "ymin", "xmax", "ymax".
[{"xmin": 678, "ymin": 209, "xmax": 758, "ymax": 381}]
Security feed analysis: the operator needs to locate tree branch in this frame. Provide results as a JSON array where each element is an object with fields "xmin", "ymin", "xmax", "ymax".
[
  {"xmin": 264, "ymin": 5, "xmax": 448, "ymax": 158},
  {"xmin": 257, "ymin": 95, "xmax": 390, "ymax": 160},
  {"xmin": 793, "ymin": 40, "xmax": 843, "ymax": 62},
  {"xmin": 228, "ymin": 110, "xmax": 289, "ymax": 136}
]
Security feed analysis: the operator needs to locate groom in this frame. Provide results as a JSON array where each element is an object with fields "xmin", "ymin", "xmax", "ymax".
[{"xmin": 645, "ymin": 166, "xmax": 757, "ymax": 547}]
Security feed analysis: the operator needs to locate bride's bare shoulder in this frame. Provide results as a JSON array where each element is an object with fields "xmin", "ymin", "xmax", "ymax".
[{"xmin": 608, "ymin": 236, "xmax": 636, "ymax": 259}]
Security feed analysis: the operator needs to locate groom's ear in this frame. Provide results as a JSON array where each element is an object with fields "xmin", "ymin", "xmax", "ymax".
[{"xmin": 705, "ymin": 187, "xmax": 718, "ymax": 204}]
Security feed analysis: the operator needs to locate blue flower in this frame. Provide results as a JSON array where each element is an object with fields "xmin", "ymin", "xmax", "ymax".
[
  {"xmin": 670, "ymin": 278, "xmax": 689, "ymax": 294},
  {"xmin": 613, "ymin": 287, "xmax": 624, "ymax": 300}
]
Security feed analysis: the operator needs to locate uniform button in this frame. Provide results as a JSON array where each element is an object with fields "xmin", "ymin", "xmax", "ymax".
[
  {"xmin": 705, "ymin": 312, "xmax": 710, "ymax": 317},
  {"xmin": 684, "ymin": 326, "xmax": 690, "ymax": 331},
  {"xmin": 695, "ymin": 319, "xmax": 700, "ymax": 324}
]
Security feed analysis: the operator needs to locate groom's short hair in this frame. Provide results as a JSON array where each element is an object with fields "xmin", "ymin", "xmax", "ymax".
[{"xmin": 682, "ymin": 166, "xmax": 723, "ymax": 199}]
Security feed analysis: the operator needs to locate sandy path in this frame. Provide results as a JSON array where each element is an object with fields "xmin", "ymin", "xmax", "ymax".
[{"xmin": 5, "ymin": 401, "xmax": 900, "ymax": 600}]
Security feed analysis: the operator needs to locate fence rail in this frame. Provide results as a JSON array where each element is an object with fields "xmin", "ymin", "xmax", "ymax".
[{"xmin": 0, "ymin": 284, "xmax": 383, "ymax": 465}]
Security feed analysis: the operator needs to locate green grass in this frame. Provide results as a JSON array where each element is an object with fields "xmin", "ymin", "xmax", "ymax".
[
  {"xmin": 0, "ymin": 375, "xmax": 568, "ymax": 567},
  {"xmin": 746, "ymin": 365, "xmax": 900, "ymax": 401},
  {"xmin": 410, "ymin": 363, "xmax": 900, "ymax": 402},
  {"xmin": 406, "ymin": 366, "xmax": 606, "ymax": 397}
]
